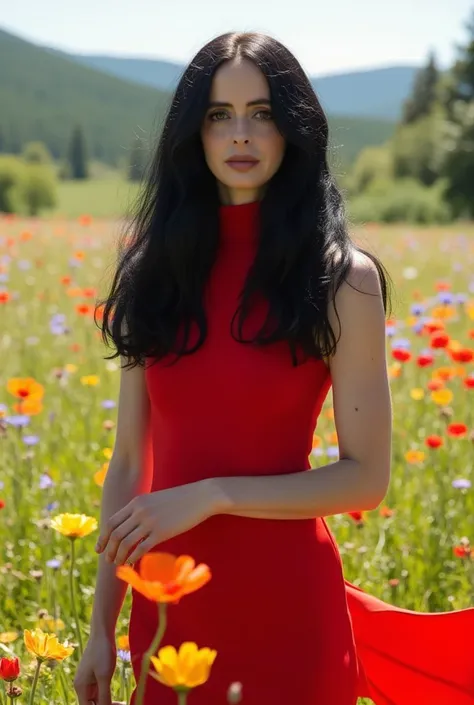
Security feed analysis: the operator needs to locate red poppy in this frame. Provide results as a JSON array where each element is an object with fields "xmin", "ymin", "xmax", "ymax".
[
  {"xmin": 347, "ymin": 511, "xmax": 365, "ymax": 524},
  {"xmin": 417, "ymin": 353, "xmax": 434, "ymax": 367},
  {"xmin": 0, "ymin": 292, "xmax": 10, "ymax": 304},
  {"xmin": 423, "ymin": 321, "xmax": 444, "ymax": 335},
  {"xmin": 75, "ymin": 304, "xmax": 94, "ymax": 317},
  {"xmin": 453, "ymin": 545, "xmax": 474, "ymax": 559},
  {"xmin": 425, "ymin": 435, "xmax": 443, "ymax": 449},
  {"xmin": 0, "ymin": 500, "xmax": 5, "ymax": 510},
  {"xmin": 449, "ymin": 348, "xmax": 474, "ymax": 363},
  {"xmin": 447, "ymin": 423, "xmax": 468, "ymax": 438},
  {"xmin": 463, "ymin": 377, "xmax": 474, "ymax": 390},
  {"xmin": 392, "ymin": 349, "xmax": 411, "ymax": 363},
  {"xmin": 430, "ymin": 332, "xmax": 450, "ymax": 349}
]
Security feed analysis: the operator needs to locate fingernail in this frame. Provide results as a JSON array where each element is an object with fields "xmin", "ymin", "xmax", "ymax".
[{"xmin": 95, "ymin": 543, "xmax": 101, "ymax": 552}]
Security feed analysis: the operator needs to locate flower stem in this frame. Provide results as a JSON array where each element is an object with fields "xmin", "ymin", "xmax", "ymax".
[
  {"xmin": 177, "ymin": 691, "xmax": 188, "ymax": 705},
  {"xmin": 28, "ymin": 659, "xmax": 42, "ymax": 705},
  {"xmin": 69, "ymin": 537, "xmax": 84, "ymax": 657},
  {"xmin": 58, "ymin": 666, "xmax": 69, "ymax": 705},
  {"xmin": 135, "ymin": 602, "xmax": 168, "ymax": 705}
]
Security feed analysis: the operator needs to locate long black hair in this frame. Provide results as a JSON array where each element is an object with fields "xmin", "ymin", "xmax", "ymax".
[{"xmin": 96, "ymin": 31, "xmax": 392, "ymax": 369}]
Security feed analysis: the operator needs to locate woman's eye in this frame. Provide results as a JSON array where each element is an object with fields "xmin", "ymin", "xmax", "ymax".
[
  {"xmin": 208, "ymin": 110, "xmax": 273, "ymax": 121},
  {"xmin": 255, "ymin": 110, "xmax": 273, "ymax": 120},
  {"xmin": 209, "ymin": 111, "xmax": 228, "ymax": 121}
]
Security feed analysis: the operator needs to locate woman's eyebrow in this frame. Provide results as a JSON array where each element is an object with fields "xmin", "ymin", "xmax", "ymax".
[{"xmin": 208, "ymin": 98, "xmax": 271, "ymax": 108}]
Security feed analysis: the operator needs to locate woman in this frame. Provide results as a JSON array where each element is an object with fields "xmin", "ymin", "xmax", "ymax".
[{"xmin": 74, "ymin": 32, "xmax": 474, "ymax": 705}]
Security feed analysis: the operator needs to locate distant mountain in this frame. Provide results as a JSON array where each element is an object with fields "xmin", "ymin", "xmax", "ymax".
[
  {"xmin": 71, "ymin": 54, "xmax": 418, "ymax": 121},
  {"xmin": 0, "ymin": 26, "xmax": 398, "ymax": 167},
  {"xmin": 0, "ymin": 28, "xmax": 170, "ymax": 163}
]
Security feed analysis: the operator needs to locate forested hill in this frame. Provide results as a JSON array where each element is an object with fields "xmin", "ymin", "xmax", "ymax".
[{"xmin": 0, "ymin": 27, "xmax": 397, "ymax": 166}]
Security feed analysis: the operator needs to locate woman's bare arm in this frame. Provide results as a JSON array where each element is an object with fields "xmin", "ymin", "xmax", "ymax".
[
  {"xmin": 89, "ymin": 356, "xmax": 153, "ymax": 639},
  {"xmin": 210, "ymin": 250, "xmax": 392, "ymax": 519}
]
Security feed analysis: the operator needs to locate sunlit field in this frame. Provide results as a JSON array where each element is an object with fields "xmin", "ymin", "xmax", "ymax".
[{"xmin": 0, "ymin": 214, "xmax": 473, "ymax": 704}]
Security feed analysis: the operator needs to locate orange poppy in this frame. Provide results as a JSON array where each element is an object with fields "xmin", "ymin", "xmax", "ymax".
[
  {"xmin": 7, "ymin": 378, "xmax": 44, "ymax": 401},
  {"xmin": 116, "ymin": 553, "xmax": 211, "ymax": 603}
]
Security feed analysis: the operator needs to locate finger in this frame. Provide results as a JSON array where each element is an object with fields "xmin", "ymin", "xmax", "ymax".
[
  {"xmin": 96, "ymin": 505, "xmax": 133, "ymax": 554},
  {"xmin": 114, "ymin": 527, "xmax": 151, "ymax": 566},
  {"xmin": 96, "ymin": 506, "xmax": 133, "ymax": 554},
  {"xmin": 104, "ymin": 517, "xmax": 141, "ymax": 563},
  {"xmin": 122, "ymin": 535, "xmax": 156, "ymax": 566}
]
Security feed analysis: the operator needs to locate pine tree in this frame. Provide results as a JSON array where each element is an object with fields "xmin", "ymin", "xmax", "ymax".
[
  {"xmin": 448, "ymin": 8, "xmax": 474, "ymax": 104},
  {"xmin": 67, "ymin": 126, "xmax": 88, "ymax": 180},
  {"xmin": 401, "ymin": 51, "xmax": 440, "ymax": 124}
]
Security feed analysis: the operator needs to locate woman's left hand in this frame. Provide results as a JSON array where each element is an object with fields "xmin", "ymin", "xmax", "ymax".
[{"xmin": 95, "ymin": 479, "xmax": 219, "ymax": 566}]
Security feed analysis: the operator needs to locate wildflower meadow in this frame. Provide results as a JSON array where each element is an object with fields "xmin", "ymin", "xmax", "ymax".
[{"xmin": 0, "ymin": 214, "xmax": 473, "ymax": 704}]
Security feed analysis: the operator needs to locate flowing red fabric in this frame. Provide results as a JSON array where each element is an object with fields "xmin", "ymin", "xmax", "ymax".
[
  {"xmin": 129, "ymin": 200, "xmax": 474, "ymax": 705},
  {"xmin": 345, "ymin": 579, "xmax": 474, "ymax": 704}
]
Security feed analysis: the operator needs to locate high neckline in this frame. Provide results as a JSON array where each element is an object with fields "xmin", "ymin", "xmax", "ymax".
[{"xmin": 219, "ymin": 200, "xmax": 260, "ymax": 245}]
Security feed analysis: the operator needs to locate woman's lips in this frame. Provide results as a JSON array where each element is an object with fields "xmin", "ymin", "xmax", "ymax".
[{"xmin": 225, "ymin": 160, "xmax": 260, "ymax": 172}]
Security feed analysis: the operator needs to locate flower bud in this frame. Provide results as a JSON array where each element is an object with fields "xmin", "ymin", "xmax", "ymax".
[{"xmin": 0, "ymin": 656, "xmax": 20, "ymax": 682}]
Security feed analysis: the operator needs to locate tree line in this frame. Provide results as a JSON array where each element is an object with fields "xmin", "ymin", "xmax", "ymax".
[
  {"xmin": 345, "ymin": 8, "xmax": 474, "ymax": 222},
  {"xmin": 1, "ymin": 7, "xmax": 474, "ymax": 219}
]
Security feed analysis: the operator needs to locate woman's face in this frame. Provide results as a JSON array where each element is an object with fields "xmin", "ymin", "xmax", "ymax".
[{"xmin": 200, "ymin": 58, "xmax": 286, "ymax": 205}]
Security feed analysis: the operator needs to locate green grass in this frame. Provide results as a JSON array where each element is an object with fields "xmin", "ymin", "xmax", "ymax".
[
  {"xmin": 48, "ymin": 176, "xmax": 141, "ymax": 219},
  {"xmin": 0, "ymin": 218, "xmax": 473, "ymax": 704}
]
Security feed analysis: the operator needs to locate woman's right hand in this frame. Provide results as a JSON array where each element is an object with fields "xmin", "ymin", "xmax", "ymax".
[{"xmin": 73, "ymin": 635, "xmax": 117, "ymax": 705}]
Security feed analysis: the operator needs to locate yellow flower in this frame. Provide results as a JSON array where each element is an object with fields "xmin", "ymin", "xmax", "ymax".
[
  {"xmin": 405, "ymin": 450, "xmax": 425, "ymax": 464},
  {"xmin": 94, "ymin": 462, "xmax": 109, "ymax": 487},
  {"xmin": 410, "ymin": 388, "xmax": 425, "ymax": 401},
  {"xmin": 37, "ymin": 617, "xmax": 65, "ymax": 632},
  {"xmin": 431, "ymin": 389, "xmax": 453, "ymax": 406},
  {"xmin": 50, "ymin": 513, "xmax": 98, "ymax": 539},
  {"xmin": 64, "ymin": 364, "xmax": 77, "ymax": 374},
  {"xmin": 24, "ymin": 629, "xmax": 74, "ymax": 662},
  {"xmin": 431, "ymin": 305, "xmax": 456, "ymax": 320},
  {"xmin": 0, "ymin": 631, "xmax": 18, "ymax": 644},
  {"xmin": 102, "ymin": 447, "xmax": 113, "ymax": 459},
  {"xmin": 150, "ymin": 643, "xmax": 217, "ymax": 690},
  {"xmin": 80, "ymin": 375, "xmax": 100, "ymax": 386}
]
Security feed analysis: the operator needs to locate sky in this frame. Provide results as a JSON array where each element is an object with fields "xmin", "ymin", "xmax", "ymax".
[{"xmin": 1, "ymin": 0, "xmax": 473, "ymax": 76}]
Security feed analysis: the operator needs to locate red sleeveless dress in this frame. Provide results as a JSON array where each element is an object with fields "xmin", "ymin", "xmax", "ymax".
[{"xmin": 129, "ymin": 200, "xmax": 474, "ymax": 705}]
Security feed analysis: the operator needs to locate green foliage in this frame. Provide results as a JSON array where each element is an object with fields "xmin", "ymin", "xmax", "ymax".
[
  {"xmin": 0, "ymin": 29, "xmax": 396, "ymax": 171},
  {"xmin": 68, "ymin": 126, "xmax": 88, "ymax": 180},
  {"xmin": 0, "ymin": 155, "xmax": 57, "ymax": 215},
  {"xmin": 348, "ymin": 145, "xmax": 394, "ymax": 195},
  {"xmin": 348, "ymin": 177, "xmax": 453, "ymax": 224},
  {"xmin": 390, "ymin": 106, "xmax": 447, "ymax": 186},
  {"xmin": 447, "ymin": 9, "xmax": 474, "ymax": 105},
  {"xmin": 441, "ymin": 100, "xmax": 474, "ymax": 217},
  {"xmin": 22, "ymin": 140, "xmax": 53, "ymax": 165},
  {"xmin": 401, "ymin": 51, "xmax": 440, "ymax": 125},
  {"xmin": 20, "ymin": 163, "xmax": 57, "ymax": 216},
  {"xmin": 0, "ymin": 155, "xmax": 24, "ymax": 212},
  {"xmin": 0, "ymin": 28, "xmax": 166, "ymax": 165}
]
